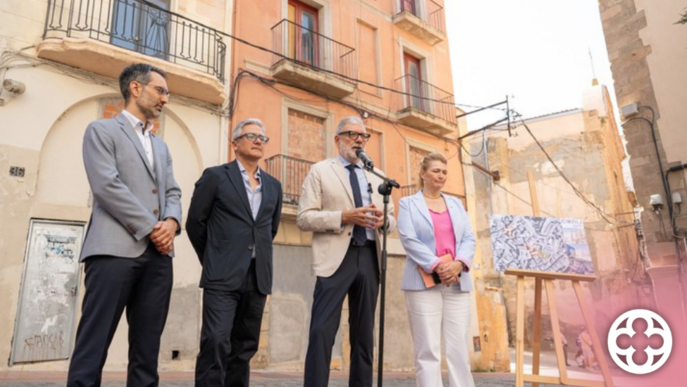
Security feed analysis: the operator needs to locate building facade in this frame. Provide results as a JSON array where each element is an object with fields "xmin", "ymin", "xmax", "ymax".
[
  {"xmin": 0, "ymin": 0, "xmax": 492, "ymax": 374},
  {"xmin": 230, "ymin": 0, "xmax": 480, "ymax": 372},
  {"xmin": 465, "ymin": 84, "xmax": 650, "ymax": 351},
  {"xmin": 0, "ymin": 0, "xmax": 234, "ymax": 372},
  {"xmin": 457, "ymin": 107, "xmax": 511, "ymax": 372},
  {"xmin": 598, "ymin": 0, "xmax": 687, "ymax": 315}
]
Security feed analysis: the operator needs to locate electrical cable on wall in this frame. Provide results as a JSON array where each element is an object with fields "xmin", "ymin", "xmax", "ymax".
[
  {"xmin": 121, "ymin": 0, "xmax": 507, "ymax": 112},
  {"xmin": 459, "ymin": 107, "xmax": 631, "ymax": 226},
  {"xmin": 513, "ymin": 114, "xmax": 623, "ymax": 226},
  {"xmin": 0, "ymin": 51, "xmax": 223, "ymax": 114},
  {"xmin": 231, "ymin": 68, "xmax": 457, "ymax": 164}
]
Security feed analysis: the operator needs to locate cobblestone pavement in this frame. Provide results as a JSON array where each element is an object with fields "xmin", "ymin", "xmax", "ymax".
[
  {"xmin": 3, "ymin": 349, "xmax": 613, "ymax": 386},
  {"xmin": 0, "ymin": 371, "xmax": 554, "ymax": 387}
]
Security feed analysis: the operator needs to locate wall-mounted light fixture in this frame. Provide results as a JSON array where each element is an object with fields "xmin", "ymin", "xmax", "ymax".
[
  {"xmin": 3, "ymin": 79, "xmax": 26, "ymax": 95},
  {"xmin": 0, "ymin": 79, "xmax": 26, "ymax": 107}
]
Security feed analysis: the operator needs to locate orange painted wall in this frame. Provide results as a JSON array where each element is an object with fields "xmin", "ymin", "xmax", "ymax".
[{"xmin": 229, "ymin": 0, "xmax": 465, "ymax": 202}]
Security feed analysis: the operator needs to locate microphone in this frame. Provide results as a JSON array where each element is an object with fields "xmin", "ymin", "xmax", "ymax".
[{"xmin": 355, "ymin": 149, "xmax": 374, "ymax": 169}]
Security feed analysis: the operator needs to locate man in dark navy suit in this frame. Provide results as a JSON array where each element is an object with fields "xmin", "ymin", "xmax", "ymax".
[{"xmin": 186, "ymin": 118, "xmax": 282, "ymax": 387}]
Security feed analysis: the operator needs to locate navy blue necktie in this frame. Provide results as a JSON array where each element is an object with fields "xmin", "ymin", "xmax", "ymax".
[{"xmin": 346, "ymin": 164, "xmax": 367, "ymax": 246}]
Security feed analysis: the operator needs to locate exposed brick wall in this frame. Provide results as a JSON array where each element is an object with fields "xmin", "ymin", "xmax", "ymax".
[
  {"xmin": 100, "ymin": 98, "xmax": 163, "ymax": 135},
  {"xmin": 102, "ymin": 99, "xmax": 125, "ymax": 119},
  {"xmin": 408, "ymin": 146, "xmax": 430, "ymax": 187},
  {"xmin": 287, "ymin": 109, "xmax": 326, "ymax": 162}
]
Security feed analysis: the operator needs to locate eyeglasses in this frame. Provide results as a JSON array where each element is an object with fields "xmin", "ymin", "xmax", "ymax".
[
  {"xmin": 137, "ymin": 81, "xmax": 170, "ymax": 97},
  {"xmin": 236, "ymin": 133, "xmax": 270, "ymax": 143},
  {"xmin": 149, "ymin": 85, "xmax": 170, "ymax": 97},
  {"xmin": 339, "ymin": 131, "xmax": 371, "ymax": 142}
]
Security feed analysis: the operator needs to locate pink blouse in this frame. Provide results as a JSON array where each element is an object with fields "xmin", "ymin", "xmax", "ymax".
[{"xmin": 429, "ymin": 209, "xmax": 456, "ymax": 270}]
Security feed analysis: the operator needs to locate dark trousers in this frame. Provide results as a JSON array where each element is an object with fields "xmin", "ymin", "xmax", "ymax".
[
  {"xmin": 66, "ymin": 244, "xmax": 173, "ymax": 387},
  {"xmin": 195, "ymin": 260, "xmax": 266, "ymax": 387},
  {"xmin": 304, "ymin": 243, "xmax": 379, "ymax": 387}
]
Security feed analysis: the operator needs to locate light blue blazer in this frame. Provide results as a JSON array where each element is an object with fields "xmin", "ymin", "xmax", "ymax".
[{"xmin": 398, "ymin": 191, "xmax": 476, "ymax": 291}]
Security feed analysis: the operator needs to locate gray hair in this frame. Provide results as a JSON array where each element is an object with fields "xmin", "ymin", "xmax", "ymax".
[
  {"xmin": 336, "ymin": 116, "xmax": 365, "ymax": 134},
  {"xmin": 232, "ymin": 118, "xmax": 266, "ymax": 140}
]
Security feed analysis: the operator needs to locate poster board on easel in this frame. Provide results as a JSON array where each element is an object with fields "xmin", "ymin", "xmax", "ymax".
[{"xmin": 489, "ymin": 172, "xmax": 614, "ymax": 387}]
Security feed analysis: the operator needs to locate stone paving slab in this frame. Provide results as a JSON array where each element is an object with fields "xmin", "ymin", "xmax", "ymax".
[{"xmin": 0, "ymin": 372, "xmax": 553, "ymax": 387}]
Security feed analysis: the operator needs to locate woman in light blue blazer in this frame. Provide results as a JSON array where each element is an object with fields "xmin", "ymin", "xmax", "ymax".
[{"xmin": 398, "ymin": 153, "xmax": 476, "ymax": 387}]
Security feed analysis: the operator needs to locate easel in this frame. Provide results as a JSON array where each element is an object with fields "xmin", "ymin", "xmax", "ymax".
[
  {"xmin": 505, "ymin": 173, "xmax": 614, "ymax": 387},
  {"xmin": 506, "ymin": 269, "xmax": 614, "ymax": 387}
]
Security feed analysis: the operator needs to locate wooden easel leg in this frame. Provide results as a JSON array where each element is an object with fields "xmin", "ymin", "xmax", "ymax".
[
  {"xmin": 516, "ymin": 276, "xmax": 525, "ymax": 387},
  {"xmin": 572, "ymin": 281, "xmax": 615, "ymax": 387},
  {"xmin": 532, "ymin": 278, "xmax": 542, "ymax": 387},
  {"xmin": 545, "ymin": 279, "xmax": 569, "ymax": 384}
]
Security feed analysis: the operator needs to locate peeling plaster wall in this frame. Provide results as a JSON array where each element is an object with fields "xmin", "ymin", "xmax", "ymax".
[
  {"xmin": 459, "ymin": 115, "xmax": 511, "ymax": 372},
  {"xmin": 470, "ymin": 88, "xmax": 648, "ymax": 351},
  {"xmin": 0, "ymin": 65, "xmax": 221, "ymax": 372},
  {"xmin": 263, "ymin": 228, "xmax": 418, "ymax": 372},
  {"xmin": 0, "ymin": 0, "xmax": 232, "ymax": 371}
]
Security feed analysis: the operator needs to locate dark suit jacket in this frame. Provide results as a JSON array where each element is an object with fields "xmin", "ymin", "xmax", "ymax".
[{"xmin": 186, "ymin": 160, "xmax": 282, "ymax": 294}]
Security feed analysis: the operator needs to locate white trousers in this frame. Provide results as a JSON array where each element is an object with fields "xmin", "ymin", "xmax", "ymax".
[{"xmin": 405, "ymin": 287, "xmax": 475, "ymax": 387}]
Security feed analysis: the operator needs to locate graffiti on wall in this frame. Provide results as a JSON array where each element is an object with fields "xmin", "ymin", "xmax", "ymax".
[
  {"xmin": 10, "ymin": 220, "xmax": 84, "ymax": 365},
  {"xmin": 489, "ymin": 214, "xmax": 594, "ymax": 274}
]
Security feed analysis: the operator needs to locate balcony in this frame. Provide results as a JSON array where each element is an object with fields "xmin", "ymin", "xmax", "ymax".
[
  {"xmin": 400, "ymin": 184, "xmax": 418, "ymax": 198},
  {"xmin": 395, "ymin": 74, "xmax": 457, "ymax": 136},
  {"xmin": 400, "ymin": 184, "xmax": 467, "ymax": 209},
  {"xmin": 39, "ymin": 0, "xmax": 227, "ymax": 105},
  {"xmin": 393, "ymin": 0, "xmax": 446, "ymax": 45},
  {"xmin": 270, "ymin": 19, "xmax": 357, "ymax": 99},
  {"xmin": 265, "ymin": 154, "xmax": 314, "ymax": 208}
]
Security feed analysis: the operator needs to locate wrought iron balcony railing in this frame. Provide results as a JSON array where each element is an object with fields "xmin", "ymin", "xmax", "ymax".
[
  {"xmin": 43, "ymin": 0, "xmax": 226, "ymax": 82},
  {"xmin": 400, "ymin": 184, "xmax": 418, "ymax": 198},
  {"xmin": 399, "ymin": 184, "xmax": 467, "ymax": 209},
  {"xmin": 265, "ymin": 154, "xmax": 314, "ymax": 205},
  {"xmin": 399, "ymin": 0, "xmax": 446, "ymax": 35},
  {"xmin": 395, "ymin": 74, "xmax": 456, "ymax": 125},
  {"xmin": 271, "ymin": 19, "xmax": 356, "ymax": 81}
]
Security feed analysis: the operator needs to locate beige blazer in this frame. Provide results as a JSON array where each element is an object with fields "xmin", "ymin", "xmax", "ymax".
[{"xmin": 297, "ymin": 157, "xmax": 397, "ymax": 277}]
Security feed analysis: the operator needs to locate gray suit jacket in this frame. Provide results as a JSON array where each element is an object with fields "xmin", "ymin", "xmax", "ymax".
[{"xmin": 80, "ymin": 113, "xmax": 182, "ymax": 261}]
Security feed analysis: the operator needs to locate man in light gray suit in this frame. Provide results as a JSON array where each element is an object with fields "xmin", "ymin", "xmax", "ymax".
[{"xmin": 67, "ymin": 63, "xmax": 182, "ymax": 387}]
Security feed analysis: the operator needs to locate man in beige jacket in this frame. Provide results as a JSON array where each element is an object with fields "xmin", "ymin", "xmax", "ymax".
[{"xmin": 298, "ymin": 116, "xmax": 397, "ymax": 387}]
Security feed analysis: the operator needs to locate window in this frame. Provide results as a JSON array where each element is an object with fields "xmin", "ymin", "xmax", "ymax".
[
  {"xmin": 357, "ymin": 21, "xmax": 380, "ymax": 95},
  {"xmin": 401, "ymin": 0, "xmax": 417, "ymax": 15},
  {"xmin": 288, "ymin": 0, "xmax": 319, "ymax": 66},
  {"xmin": 404, "ymin": 53, "xmax": 423, "ymax": 110},
  {"xmin": 364, "ymin": 128, "xmax": 384, "ymax": 170},
  {"xmin": 287, "ymin": 108, "xmax": 326, "ymax": 161},
  {"xmin": 111, "ymin": 0, "xmax": 171, "ymax": 59}
]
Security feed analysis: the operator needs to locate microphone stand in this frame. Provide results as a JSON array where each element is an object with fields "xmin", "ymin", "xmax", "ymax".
[{"xmin": 362, "ymin": 162, "xmax": 399, "ymax": 387}]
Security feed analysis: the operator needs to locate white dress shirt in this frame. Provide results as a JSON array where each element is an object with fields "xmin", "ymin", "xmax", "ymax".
[
  {"xmin": 122, "ymin": 110, "xmax": 154, "ymax": 169},
  {"xmin": 338, "ymin": 155, "xmax": 375, "ymax": 241},
  {"xmin": 237, "ymin": 159, "xmax": 263, "ymax": 258}
]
